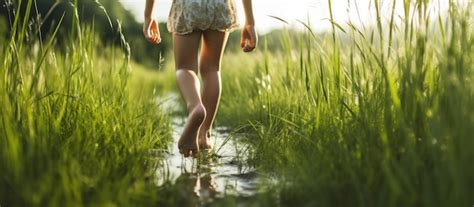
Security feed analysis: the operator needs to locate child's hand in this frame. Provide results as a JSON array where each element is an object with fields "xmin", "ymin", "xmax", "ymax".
[
  {"xmin": 143, "ymin": 17, "xmax": 161, "ymax": 44},
  {"xmin": 241, "ymin": 24, "xmax": 257, "ymax": 52}
]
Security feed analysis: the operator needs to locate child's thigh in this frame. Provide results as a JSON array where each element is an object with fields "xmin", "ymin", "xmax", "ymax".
[
  {"xmin": 200, "ymin": 30, "xmax": 229, "ymax": 70},
  {"xmin": 173, "ymin": 31, "xmax": 202, "ymax": 70}
]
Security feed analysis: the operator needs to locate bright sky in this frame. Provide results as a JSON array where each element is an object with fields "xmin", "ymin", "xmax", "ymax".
[{"xmin": 119, "ymin": 0, "xmax": 453, "ymax": 33}]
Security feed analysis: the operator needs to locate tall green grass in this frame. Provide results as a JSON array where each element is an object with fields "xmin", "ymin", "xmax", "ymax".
[
  {"xmin": 0, "ymin": 0, "xmax": 171, "ymax": 206},
  {"xmin": 219, "ymin": 0, "xmax": 473, "ymax": 206}
]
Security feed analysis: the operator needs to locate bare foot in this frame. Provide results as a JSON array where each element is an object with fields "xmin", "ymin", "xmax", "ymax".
[
  {"xmin": 178, "ymin": 104, "xmax": 206, "ymax": 157},
  {"xmin": 198, "ymin": 130, "xmax": 213, "ymax": 150}
]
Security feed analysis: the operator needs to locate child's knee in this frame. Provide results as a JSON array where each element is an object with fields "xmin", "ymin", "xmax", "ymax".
[
  {"xmin": 200, "ymin": 64, "xmax": 220, "ymax": 75},
  {"xmin": 176, "ymin": 67, "xmax": 198, "ymax": 73}
]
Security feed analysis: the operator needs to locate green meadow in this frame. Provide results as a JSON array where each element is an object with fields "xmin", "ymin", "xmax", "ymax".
[{"xmin": 1, "ymin": 0, "xmax": 473, "ymax": 206}]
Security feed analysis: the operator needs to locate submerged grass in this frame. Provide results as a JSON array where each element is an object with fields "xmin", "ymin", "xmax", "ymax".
[
  {"xmin": 0, "ymin": 0, "xmax": 172, "ymax": 206},
  {"xmin": 219, "ymin": 0, "xmax": 474, "ymax": 206}
]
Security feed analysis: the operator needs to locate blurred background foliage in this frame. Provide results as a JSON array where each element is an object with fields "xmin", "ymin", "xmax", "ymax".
[{"xmin": 0, "ymin": 0, "xmax": 172, "ymax": 68}]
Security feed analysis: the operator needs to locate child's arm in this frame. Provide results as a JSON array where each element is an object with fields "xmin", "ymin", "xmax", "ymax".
[
  {"xmin": 241, "ymin": 0, "xmax": 257, "ymax": 52},
  {"xmin": 144, "ymin": 0, "xmax": 161, "ymax": 44}
]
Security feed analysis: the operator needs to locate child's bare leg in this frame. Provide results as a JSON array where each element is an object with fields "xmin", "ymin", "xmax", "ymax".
[
  {"xmin": 173, "ymin": 31, "xmax": 206, "ymax": 157},
  {"xmin": 198, "ymin": 30, "xmax": 229, "ymax": 149}
]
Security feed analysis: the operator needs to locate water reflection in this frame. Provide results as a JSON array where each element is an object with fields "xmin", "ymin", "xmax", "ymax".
[{"xmin": 173, "ymin": 172, "xmax": 217, "ymax": 203}]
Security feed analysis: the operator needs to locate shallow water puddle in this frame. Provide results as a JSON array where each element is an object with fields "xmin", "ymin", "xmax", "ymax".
[
  {"xmin": 153, "ymin": 118, "xmax": 261, "ymax": 204},
  {"xmin": 152, "ymin": 94, "xmax": 263, "ymax": 205}
]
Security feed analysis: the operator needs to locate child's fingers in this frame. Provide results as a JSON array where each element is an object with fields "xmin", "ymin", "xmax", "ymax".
[
  {"xmin": 247, "ymin": 40, "xmax": 256, "ymax": 49},
  {"xmin": 143, "ymin": 21, "xmax": 161, "ymax": 44},
  {"xmin": 243, "ymin": 45, "xmax": 251, "ymax": 52},
  {"xmin": 243, "ymin": 40, "xmax": 256, "ymax": 52},
  {"xmin": 147, "ymin": 36, "xmax": 155, "ymax": 44},
  {"xmin": 145, "ymin": 30, "xmax": 155, "ymax": 43},
  {"xmin": 152, "ymin": 33, "xmax": 159, "ymax": 43},
  {"xmin": 152, "ymin": 31, "xmax": 162, "ymax": 44},
  {"xmin": 243, "ymin": 44, "xmax": 250, "ymax": 52},
  {"xmin": 150, "ymin": 28, "xmax": 157, "ymax": 42},
  {"xmin": 154, "ymin": 30, "xmax": 162, "ymax": 44},
  {"xmin": 241, "ymin": 28, "xmax": 257, "ymax": 52},
  {"xmin": 148, "ymin": 33, "xmax": 160, "ymax": 44}
]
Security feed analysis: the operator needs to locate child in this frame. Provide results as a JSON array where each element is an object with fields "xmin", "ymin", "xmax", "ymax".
[{"xmin": 144, "ymin": 0, "xmax": 257, "ymax": 157}]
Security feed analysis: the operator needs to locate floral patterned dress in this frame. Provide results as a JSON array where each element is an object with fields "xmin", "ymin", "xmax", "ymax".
[{"xmin": 167, "ymin": 0, "xmax": 239, "ymax": 35}]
